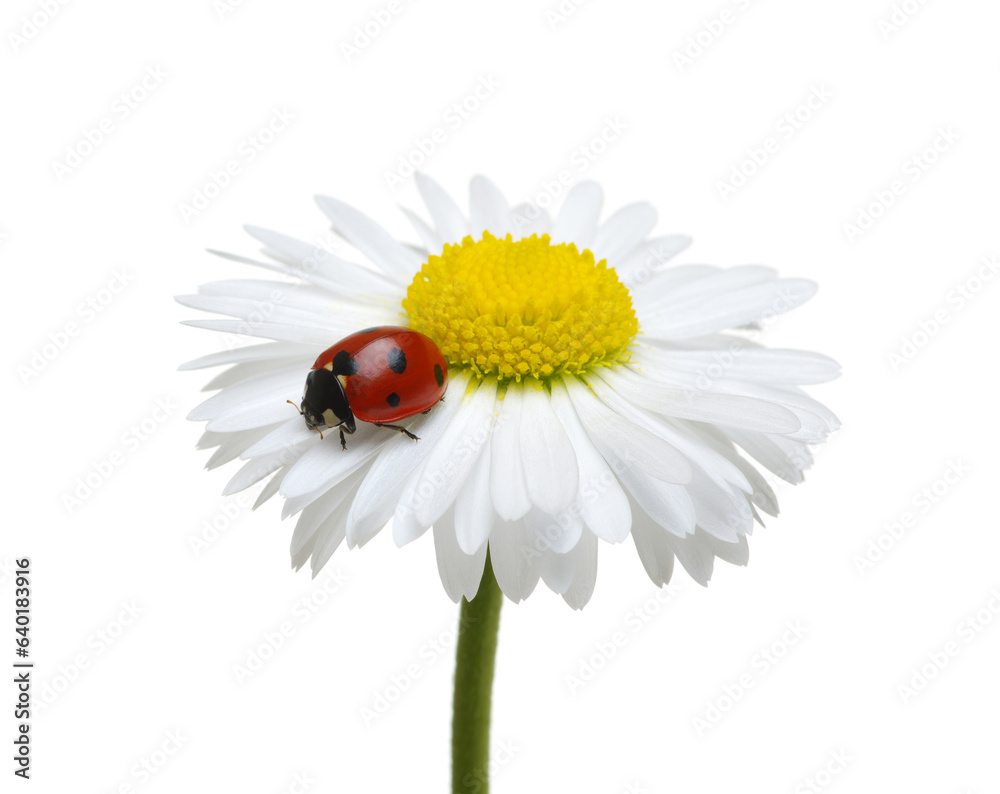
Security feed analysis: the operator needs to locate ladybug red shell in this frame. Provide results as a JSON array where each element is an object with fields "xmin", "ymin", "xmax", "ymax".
[{"xmin": 294, "ymin": 326, "xmax": 448, "ymax": 449}]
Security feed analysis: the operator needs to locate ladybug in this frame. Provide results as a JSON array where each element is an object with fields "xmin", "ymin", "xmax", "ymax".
[{"xmin": 290, "ymin": 326, "xmax": 448, "ymax": 450}]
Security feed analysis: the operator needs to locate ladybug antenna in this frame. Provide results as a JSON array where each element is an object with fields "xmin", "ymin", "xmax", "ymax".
[{"xmin": 288, "ymin": 400, "xmax": 324, "ymax": 440}]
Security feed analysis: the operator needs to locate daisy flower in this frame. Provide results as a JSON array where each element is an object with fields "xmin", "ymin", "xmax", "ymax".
[{"xmin": 179, "ymin": 174, "xmax": 839, "ymax": 609}]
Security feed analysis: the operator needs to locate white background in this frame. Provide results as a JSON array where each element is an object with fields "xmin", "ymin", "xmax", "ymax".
[{"xmin": 4, "ymin": 0, "xmax": 999, "ymax": 791}]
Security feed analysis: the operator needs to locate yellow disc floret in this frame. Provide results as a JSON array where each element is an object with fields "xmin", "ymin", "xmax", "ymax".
[{"xmin": 403, "ymin": 232, "xmax": 638, "ymax": 382}]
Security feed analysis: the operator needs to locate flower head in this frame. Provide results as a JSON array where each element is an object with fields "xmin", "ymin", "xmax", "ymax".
[{"xmin": 180, "ymin": 175, "xmax": 839, "ymax": 608}]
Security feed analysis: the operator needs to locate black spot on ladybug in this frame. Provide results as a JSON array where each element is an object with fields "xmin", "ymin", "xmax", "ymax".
[
  {"xmin": 387, "ymin": 348, "xmax": 407, "ymax": 374},
  {"xmin": 359, "ymin": 326, "xmax": 383, "ymax": 334},
  {"xmin": 386, "ymin": 392, "xmax": 401, "ymax": 408},
  {"xmin": 332, "ymin": 350, "xmax": 359, "ymax": 376},
  {"xmin": 433, "ymin": 363, "xmax": 444, "ymax": 387}
]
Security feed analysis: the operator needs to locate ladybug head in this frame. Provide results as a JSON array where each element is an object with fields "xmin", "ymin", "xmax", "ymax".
[{"xmin": 299, "ymin": 368, "xmax": 356, "ymax": 436}]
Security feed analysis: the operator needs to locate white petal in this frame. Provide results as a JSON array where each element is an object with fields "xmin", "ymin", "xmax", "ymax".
[
  {"xmin": 593, "ymin": 367, "xmax": 801, "ymax": 435},
  {"xmin": 176, "ymin": 293, "xmax": 359, "ymax": 343},
  {"xmin": 583, "ymin": 374, "xmax": 752, "ymax": 493},
  {"xmin": 629, "ymin": 497, "xmax": 676, "ymax": 587},
  {"xmin": 641, "ymin": 278, "xmax": 818, "ymax": 339},
  {"xmin": 709, "ymin": 532, "xmax": 750, "ymax": 566},
  {"xmin": 488, "ymin": 520, "xmax": 539, "ymax": 603},
  {"xmin": 315, "ymin": 195, "xmax": 423, "ymax": 280},
  {"xmin": 664, "ymin": 531, "xmax": 715, "ymax": 586},
  {"xmin": 454, "ymin": 436, "xmax": 495, "ymax": 554},
  {"xmin": 433, "ymin": 505, "xmax": 489, "ymax": 603},
  {"xmin": 309, "ymin": 481, "xmax": 360, "ymax": 576},
  {"xmin": 200, "ymin": 356, "xmax": 313, "ymax": 392},
  {"xmin": 179, "ymin": 342, "xmax": 315, "ymax": 371},
  {"xmin": 393, "ymin": 377, "xmax": 495, "ymax": 544},
  {"xmin": 549, "ymin": 380, "xmax": 632, "ymax": 543},
  {"xmin": 634, "ymin": 344, "xmax": 841, "ymax": 386},
  {"xmin": 725, "ymin": 429, "xmax": 808, "ymax": 484},
  {"xmin": 196, "ymin": 429, "xmax": 228, "ymax": 450},
  {"xmin": 469, "ymin": 175, "xmax": 513, "ymax": 238},
  {"xmin": 346, "ymin": 371, "xmax": 470, "ymax": 547},
  {"xmin": 280, "ymin": 423, "xmax": 388, "ymax": 499},
  {"xmin": 281, "ymin": 477, "xmax": 349, "ymax": 520},
  {"xmin": 646, "ymin": 332, "xmax": 766, "ymax": 352},
  {"xmin": 207, "ymin": 399, "xmax": 301, "ymax": 434},
  {"xmin": 188, "ymin": 367, "xmax": 303, "ymax": 430},
  {"xmin": 181, "ymin": 318, "xmax": 359, "ymax": 346},
  {"xmin": 253, "ymin": 467, "xmax": 286, "ymax": 509},
  {"xmin": 618, "ymin": 466, "xmax": 696, "ymax": 539},
  {"xmin": 563, "ymin": 376, "xmax": 692, "ymax": 484},
  {"xmin": 629, "ymin": 264, "xmax": 721, "ymax": 298},
  {"xmin": 203, "ymin": 424, "xmax": 276, "ymax": 470},
  {"xmin": 631, "ymin": 367, "xmax": 833, "ymax": 444},
  {"xmin": 562, "ymin": 531, "xmax": 599, "ymax": 609},
  {"xmin": 550, "ymin": 181, "xmax": 602, "ymax": 248},
  {"xmin": 489, "ymin": 386, "xmax": 532, "ymax": 521},
  {"xmin": 400, "ymin": 206, "xmax": 441, "ymax": 253},
  {"xmin": 770, "ymin": 433, "xmax": 814, "ymax": 473},
  {"xmin": 243, "ymin": 417, "xmax": 319, "ymax": 459},
  {"xmin": 291, "ymin": 534, "xmax": 318, "ymax": 572},
  {"xmin": 509, "ymin": 202, "xmax": 552, "ymax": 239},
  {"xmin": 243, "ymin": 225, "xmax": 399, "ymax": 298},
  {"xmin": 392, "ymin": 466, "xmax": 430, "ymax": 546},
  {"xmin": 685, "ymin": 424, "xmax": 779, "ymax": 517},
  {"xmin": 412, "ymin": 378, "xmax": 497, "ymax": 527},
  {"xmin": 346, "ymin": 476, "xmax": 403, "ymax": 548},
  {"xmin": 589, "ymin": 202, "xmax": 658, "ymax": 265},
  {"xmin": 537, "ymin": 548, "xmax": 578, "ymax": 595},
  {"xmin": 289, "ymin": 474, "xmax": 359, "ymax": 557},
  {"xmin": 635, "ymin": 265, "xmax": 777, "ymax": 314},
  {"xmin": 686, "ymin": 470, "xmax": 751, "ymax": 542},
  {"xmin": 730, "ymin": 383, "xmax": 841, "ymax": 435},
  {"xmin": 519, "ymin": 382, "xmax": 579, "ymax": 514},
  {"xmin": 524, "ymin": 505, "xmax": 583, "ymax": 556},
  {"xmin": 205, "ymin": 245, "xmax": 381, "ymax": 299},
  {"xmin": 223, "ymin": 441, "xmax": 311, "ymax": 495},
  {"xmin": 416, "ymin": 173, "xmax": 468, "ymax": 243},
  {"xmin": 616, "ymin": 235, "xmax": 693, "ymax": 280}
]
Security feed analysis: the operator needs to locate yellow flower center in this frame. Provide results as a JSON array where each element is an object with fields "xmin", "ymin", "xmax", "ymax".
[{"xmin": 403, "ymin": 232, "xmax": 638, "ymax": 382}]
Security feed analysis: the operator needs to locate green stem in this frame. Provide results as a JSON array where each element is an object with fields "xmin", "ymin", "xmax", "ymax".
[{"xmin": 452, "ymin": 551, "xmax": 503, "ymax": 794}]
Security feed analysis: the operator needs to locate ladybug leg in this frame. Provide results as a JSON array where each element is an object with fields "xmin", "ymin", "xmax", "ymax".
[
  {"xmin": 375, "ymin": 422, "xmax": 420, "ymax": 442},
  {"xmin": 339, "ymin": 427, "xmax": 348, "ymax": 451},
  {"xmin": 423, "ymin": 396, "xmax": 445, "ymax": 414}
]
